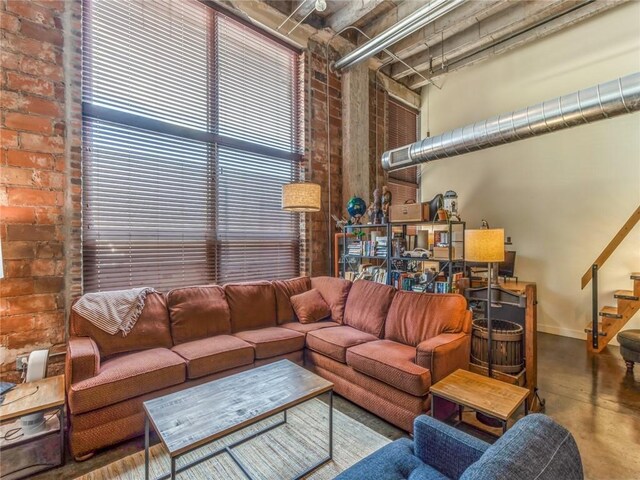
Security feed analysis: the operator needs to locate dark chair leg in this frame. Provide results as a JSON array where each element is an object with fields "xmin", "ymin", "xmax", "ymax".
[{"xmin": 625, "ymin": 360, "xmax": 634, "ymax": 372}]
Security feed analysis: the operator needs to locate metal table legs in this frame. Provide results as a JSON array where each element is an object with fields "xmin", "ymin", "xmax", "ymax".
[{"xmin": 145, "ymin": 390, "xmax": 333, "ymax": 480}]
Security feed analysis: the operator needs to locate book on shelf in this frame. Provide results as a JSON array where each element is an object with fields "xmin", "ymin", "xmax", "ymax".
[{"xmin": 345, "ymin": 265, "xmax": 387, "ymax": 284}]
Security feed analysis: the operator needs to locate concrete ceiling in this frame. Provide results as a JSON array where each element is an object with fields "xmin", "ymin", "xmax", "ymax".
[{"xmin": 268, "ymin": 0, "xmax": 628, "ymax": 92}]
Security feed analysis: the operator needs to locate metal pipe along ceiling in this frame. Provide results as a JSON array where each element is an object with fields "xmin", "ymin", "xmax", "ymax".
[
  {"xmin": 333, "ymin": 0, "xmax": 466, "ymax": 71},
  {"xmin": 381, "ymin": 72, "xmax": 640, "ymax": 172}
]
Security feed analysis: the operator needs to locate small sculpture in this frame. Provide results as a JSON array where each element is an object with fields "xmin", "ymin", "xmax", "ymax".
[
  {"xmin": 367, "ymin": 188, "xmax": 383, "ymax": 225},
  {"xmin": 381, "ymin": 185, "xmax": 392, "ymax": 223}
]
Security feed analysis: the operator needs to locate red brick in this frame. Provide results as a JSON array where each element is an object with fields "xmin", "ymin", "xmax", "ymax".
[
  {"xmin": 22, "ymin": 96, "xmax": 61, "ymax": 116},
  {"xmin": 39, "ymin": 170, "xmax": 64, "ymax": 188},
  {"xmin": 6, "ymin": 223, "xmax": 55, "ymax": 240},
  {"xmin": 5, "ymin": 293, "xmax": 58, "ymax": 315},
  {"xmin": 36, "ymin": 241, "xmax": 62, "ymax": 258},
  {"xmin": 0, "ymin": 206, "xmax": 36, "ymax": 223},
  {"xmin": 0, "ymin": 166, "xmax": 36, "ymax": 186},
  {"xmin": 0, "ymin": 50, "xmax": 20, "ymax": 70},
  {"xmin": 3, "ymin": 259, "xmax": 31, "ymax": 278},
  {"xmin": 18, "ymin": 56, "xmax": 63, "ymax": 82},
  {"xmin": 30, "ymin": 258, "xmax": 57, "ymax": 276},
  {"xmin": 0, "ymin": 90, "xmax": 23, "ymax": 110},
  {"xmin": 34, "ymin": 276, "xmax": 63, "ymax": 293},
  {"xmin": 0, "ymin": 128, "xmax": 19, "ymax": 148},
  {"xmin": 0, "ymin": 12, "xmax": 20, "ymax": 33},
  {"xmin": 6, "ymin": 1, "xmax": 55, "ymax": 27},
  {"xmin": 4, "ymin": 112, "xmax": 53, "ymax": 134},
  {"xmin": 0, "ymin": 278, "xmax": 34, "ymax": 297},
  {"xmin": 2, "ymin": 240, "xmax": 36, "ymax": 259},
  {"xmin": 33, "ymin": 310, "xmax": 65, "ymax": 331},
  {"xmin": 6, "ymin": 71, "xmax": 53, "ymax": 96},
  {"xmin": 31, "ymin": 1, "xmax": 66, "ymax": 14},
  {"xmin": 19, "ymin": 133, "xmax": 64, "ymax": 153},
  {"xmin": 7, "ymin": 188, "xmax": 57, "ymax": 206},
  {"xmin": 0, "ymin": 313, "xmax": 36, "ymax": 333},
  {"xmin": 20, "ymin": 20, "xmax": 63, "ymax": 47},
  {"xmin": 5, "ymin": 149, "xmax": 54, "ymax": 169},
  {"xmin": 2, "ymin": 33, "xmax": 57, "ymax": 63},
  {"xmin": 34, "ymin": 206, "xmax": 63, "ymax": 224}
]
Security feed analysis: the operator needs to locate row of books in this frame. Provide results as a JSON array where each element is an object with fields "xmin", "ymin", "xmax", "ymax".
[
  {"xmin": 346, "ymin": 238, "xmax": 387, "ymax": 257},
  {"xmin": 344, "ymin": 265, "xmax": 387, "ymax": 284}
]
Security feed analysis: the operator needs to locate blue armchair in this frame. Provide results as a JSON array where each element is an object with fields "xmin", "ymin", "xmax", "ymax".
[{"xmin": 336, "ymin": 414, "xmax": 583, "ymax": 480}]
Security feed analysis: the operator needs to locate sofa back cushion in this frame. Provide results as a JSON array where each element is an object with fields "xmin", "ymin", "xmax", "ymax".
[
  {"xmin": 167, "ymin": 286, "xmax": 231, "ymax": 344},
  {"xmin": 224, "ymin": 281, "xmax": 277, "ymax": 332},
  {"xmin": 385, "ymin": 292, "xmax": 468, "ymax": 346},
  {"xmin": 70, "ymin": 291, "xmax": 173, "ymax": 358},
  {"xmin": 272, "ymin": 276, "xmax": 311, "ymax": 324},
  {"xmin": 343, "ymin": 280, "xmax": 396, "ymax": 337},
  {"xmin": 310, "ymin": 276, "xmax": 352, "ymax": 323}
]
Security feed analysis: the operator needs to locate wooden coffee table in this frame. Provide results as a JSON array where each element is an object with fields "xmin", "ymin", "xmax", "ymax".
[
  {"xmin": 143, "ymin": 360, "xmax": 334, "ymax": 480},
  {"xmin": 430, "ymin": 369, "xmax": 529, "ymax": 434}
]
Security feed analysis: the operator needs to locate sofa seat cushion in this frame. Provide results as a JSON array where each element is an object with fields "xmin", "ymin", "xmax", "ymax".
[
  {"xmin": 280, "ymin": 320, "xmax": 340, "ymax": 335},
  {"xmin": 306, "ymin": 326, "xmax": 378, "ymax": 364},
  {"xmin": 234, "ymin": 327, "xmax": 305, "ymax": 359},
  {"xmin": 68, "ymin": 348, "xmax": 186, "ymax": 415},
  {"xmin": 347, "ymin": 340, "xmax": 431, "ymax": 396},
  {"xmin": 172, "ymin": 335, "xmax": 255, "ymax": 379}
]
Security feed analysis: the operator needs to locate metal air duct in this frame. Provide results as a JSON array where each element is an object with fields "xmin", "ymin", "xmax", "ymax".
[
  {"xmin": 382, "ymin": 72, "xmax": 640, "ymax": 172},
  {"xmin": 333, "ymin": 0, "xmax": 466, "ymax": 71}
]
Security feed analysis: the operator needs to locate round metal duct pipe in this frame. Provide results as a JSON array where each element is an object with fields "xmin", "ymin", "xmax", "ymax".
[
  {"xmin": 382, "ymin": 72, "xmax": 640, "ymax": 171},
  {"xmin": 333, "ymin": 0, "xmax": 466, "ymax": 71}
]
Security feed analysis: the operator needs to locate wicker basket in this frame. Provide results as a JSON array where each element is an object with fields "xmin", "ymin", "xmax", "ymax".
[{"xmin": 471, "ymin": 319, "xmax": 524, "ymax": 374}]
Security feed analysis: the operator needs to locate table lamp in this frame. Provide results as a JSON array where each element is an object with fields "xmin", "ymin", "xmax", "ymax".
[{"xmin": 464, "ymin": 228, "xmax": 504, "ymax": 377}]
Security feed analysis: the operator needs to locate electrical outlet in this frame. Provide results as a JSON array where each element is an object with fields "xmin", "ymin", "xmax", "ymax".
[{"xmin": 16, "ymin": 354, "xmax": 29, "ymax": 372}]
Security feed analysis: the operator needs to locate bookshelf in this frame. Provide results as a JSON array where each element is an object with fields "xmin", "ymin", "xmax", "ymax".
[
  {"xmin": 389, "ymin": 220, "xmax": 466, "ymax": 293},
  {"xmin": 336, "ymin": 220, "xmax": 467, "ymax": 292}
]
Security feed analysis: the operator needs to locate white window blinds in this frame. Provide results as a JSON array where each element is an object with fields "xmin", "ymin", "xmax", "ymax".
[{"xmin": 83, "ymin": 0, "xmax": 302, "ymax": 292}]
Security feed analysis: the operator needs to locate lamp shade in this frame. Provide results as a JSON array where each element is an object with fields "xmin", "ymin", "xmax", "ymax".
[
  {"xmin": 282, "ymin": 182, "xmax": 321, "ymax": 212},
  {"xmin": 464, "ymin": 228, "xmax": 505, "ymax": 262}
]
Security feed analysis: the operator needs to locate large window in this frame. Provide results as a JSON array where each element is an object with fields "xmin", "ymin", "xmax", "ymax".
[
  {"xmin": 82, "ymin": 0, "xmax": 302, "ymax": 292},
  {"xmin": 387, "ymin": 99, "xmax": 419, "ymax": 204}
]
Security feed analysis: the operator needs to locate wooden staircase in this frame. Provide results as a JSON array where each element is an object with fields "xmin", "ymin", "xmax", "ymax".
[
  {"xmin": 581, "ymin": 206, "xmax": 640, "ymax": 353},
  {"xmin": 585, "ymin": 274, "xmax": 640, "ymax": 353}
]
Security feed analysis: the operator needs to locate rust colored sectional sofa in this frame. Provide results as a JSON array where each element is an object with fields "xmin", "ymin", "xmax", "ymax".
[{"xmin": 65, "ymin": 276, "xmax": 472, "ymax": 459}]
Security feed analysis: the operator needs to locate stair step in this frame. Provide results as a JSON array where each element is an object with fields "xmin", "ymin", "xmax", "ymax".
[
  {"xmin": 631, "ymin": 272, "xmax": 640, "ymax": 280},
  {"xmin": 614, "ymin": 290, "xmax": 640, "ymax": 301},
  {"xmin": 584, "ymin": 325, "xmax": 608, "ymax": 336},
  {"xmin": 599, "ymin": 306, "xmax": 622, "ymax": 319}
]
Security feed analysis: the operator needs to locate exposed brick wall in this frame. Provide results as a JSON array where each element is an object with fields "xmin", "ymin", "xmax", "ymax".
[
  {"xmin": 0, "ymin": 0, "xmax": 81, "ymax": 382},
  {"xmin": 369, "ymin": 73, "xmax": 388, "ymax": 194},
  {"xmin": 302, "ymin": 39, "xmax": 343, "ymax": 277}
]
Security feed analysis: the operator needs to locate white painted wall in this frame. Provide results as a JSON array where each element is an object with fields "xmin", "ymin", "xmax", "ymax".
[{"xmin": 420, "ymin": 2, "xmax": 640, "ymax": 343}]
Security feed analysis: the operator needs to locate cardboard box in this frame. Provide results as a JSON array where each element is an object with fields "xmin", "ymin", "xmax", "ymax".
[
  {"xmin": 389, "ymin": 203, "xmax": 430, "ymax": 222},
  {"xmin": 433, "ymin": 246, "xmax": 462, "ymax": 260}
]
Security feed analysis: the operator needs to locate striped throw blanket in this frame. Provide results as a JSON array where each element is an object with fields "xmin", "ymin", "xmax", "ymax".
[{"xmin": 72, "ymin": 287, "xmax": 156, "ymax": 336}]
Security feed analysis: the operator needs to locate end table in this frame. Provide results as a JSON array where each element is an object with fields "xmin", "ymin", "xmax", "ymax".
[{"xmin": 0, "ymin": 375, "xmax": 65, "ymax": 479}]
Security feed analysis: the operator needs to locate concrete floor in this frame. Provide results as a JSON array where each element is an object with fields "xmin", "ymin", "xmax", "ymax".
[{"xmin": 32, "ymin": 332, "xmax": 639, "ymax": 480}]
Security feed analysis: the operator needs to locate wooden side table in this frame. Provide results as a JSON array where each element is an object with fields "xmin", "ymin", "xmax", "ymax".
[
  {"xmin": 0, "ymin": 375, "xmax": 65, "ymax": 479},
  {"xmin": 430, "ymin": 369, "xmax": 529, "ymax": 435}
]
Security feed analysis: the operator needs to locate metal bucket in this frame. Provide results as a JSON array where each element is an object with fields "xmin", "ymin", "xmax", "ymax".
[{"xmin": 471, "ymin": 319, "xmax": 524, "ymax": 374}]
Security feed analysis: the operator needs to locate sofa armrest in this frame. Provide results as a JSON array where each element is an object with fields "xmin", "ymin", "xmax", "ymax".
[
  {"xmin": 65, "ymin": 336, "xmax": 100, "ymax": 387},
  {"xmin": 416, "ymin": 332, "xmax": 470, "ymax": 384},
  {"xmin": 414, "ymin": 415, "xmax": 489, "ymax": 479}
]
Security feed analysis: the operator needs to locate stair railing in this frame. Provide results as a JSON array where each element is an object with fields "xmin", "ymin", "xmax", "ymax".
[{"xmin": 581, "ymin": 205, "xmax": 640, "ymax": 349}]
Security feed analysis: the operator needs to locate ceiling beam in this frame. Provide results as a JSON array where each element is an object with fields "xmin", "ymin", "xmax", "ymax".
[
  {"xmin": 392, "ymin": 0, "xmax": 586, "ymax": 81},
  {"xmin": 327, "ymin": 0, "xmax": 387, "ymax": 32},
  {"xmin": 383, "ymin": 0, "xmax": 513, "ymax": 65},
  {"xmin": 406, "ymin": 0, "xmax": 627, "ymax": 89}
]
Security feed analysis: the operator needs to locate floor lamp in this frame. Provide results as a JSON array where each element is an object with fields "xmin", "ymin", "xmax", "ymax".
[{"xmin": 464, "ymin": 228, "xmax": 505, "ymax": 377}]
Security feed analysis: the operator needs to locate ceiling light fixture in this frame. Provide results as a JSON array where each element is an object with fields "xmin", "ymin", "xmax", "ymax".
[{"xmin": 315, "ymin": 0, "xmax": 327, "ymax": 12}]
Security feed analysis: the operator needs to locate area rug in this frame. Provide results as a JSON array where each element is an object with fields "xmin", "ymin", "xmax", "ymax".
[{"xmin": 76, "ymin": 399, "xmax": 391, "ymax": 479}]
